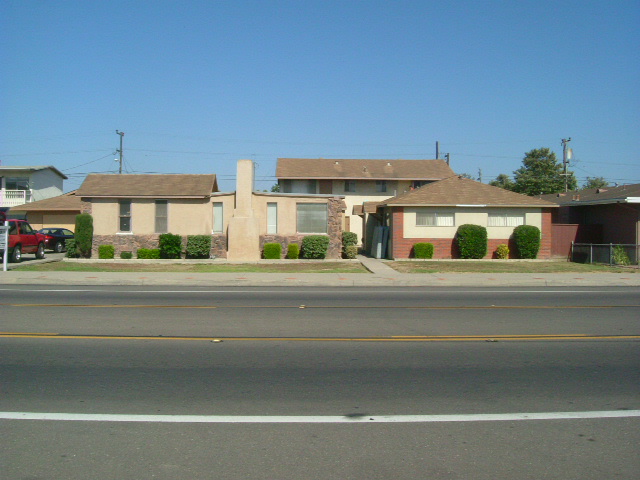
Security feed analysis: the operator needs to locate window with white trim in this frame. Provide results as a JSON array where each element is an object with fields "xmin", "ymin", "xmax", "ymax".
[
  {"xmin": 416, "ymin": 212, "xmax": 454, "ymax": 227},
  {"xmin": 119, "ymin": 200, "xmax": 131, "ymax": 232},
  {"xmin": 213, "ymin": 202, "xmax": 223, "ymax": 233},
  {"xmin": 488, "ymin": 213, "xmax": 525, "ymax": 227},
  {"xmin": 376, "ymin": 180, "xmax": 387, "ymax": 192},
  {"xmin": 155, "ymin": 200, "xmax": 168, "ymax": 233},
  {"xmin": 267, "ymin": 202, "xmax": 278, "ymax": 234},
  {"xmin": 297, "ymin": 203, "xmax": 327, "ymax": 233}
]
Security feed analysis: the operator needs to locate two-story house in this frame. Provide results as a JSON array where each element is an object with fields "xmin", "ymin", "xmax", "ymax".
[
  {"xmin": 276, "ymin": 158, "xmax": 455, "ymax": 247},
  {"xmin": 0, "ymin": 166, "xmax": 67, "ymax": 209}
]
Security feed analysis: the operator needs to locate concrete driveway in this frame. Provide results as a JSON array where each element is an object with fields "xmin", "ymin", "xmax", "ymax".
[{"xmin": 3, "ymin": 251, "xmax": 65, "ymax": 270}]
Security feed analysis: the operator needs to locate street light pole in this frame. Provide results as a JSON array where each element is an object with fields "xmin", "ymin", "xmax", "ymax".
[{"xmin": 116, "ymin": 130, "xmax": 125, "ymax": 174}]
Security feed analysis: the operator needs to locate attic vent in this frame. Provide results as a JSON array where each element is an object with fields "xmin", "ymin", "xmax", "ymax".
[
  {"xmin": 387, "ymin": 162, "xmax": 391, "ymax": 166},
  {"xmin": 596, "ymin": 188, "xmax": 607, "ymax": 193},
  {"xmin": 363, "ymin": 166, "xmax": 367, "ymax": 172},
  {"xmin": 334, "ymin": 161, "xmax": 339, "ymax": 165},
  {"xmin": 572, "ymin": 194, "xmax": 581, "ymax": 201}
]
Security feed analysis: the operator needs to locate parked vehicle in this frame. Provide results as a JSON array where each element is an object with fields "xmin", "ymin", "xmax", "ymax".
[
  {"xmin": 1, "ymin": 219, "xmax": 46, "ymax": 262},
  {"xmin": 37, "ymin": 227, "xmax": 75, "ymax": 253}
]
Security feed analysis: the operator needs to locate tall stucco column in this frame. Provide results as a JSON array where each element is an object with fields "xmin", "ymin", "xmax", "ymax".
[{"xmin": 227, "ymin": 159, "xmax": 261, "ymax": 261}]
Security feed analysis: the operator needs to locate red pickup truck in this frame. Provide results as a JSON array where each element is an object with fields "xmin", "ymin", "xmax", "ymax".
[{"xmin": 1, "ymin": 218, "xmax": 47, "ymax": 263}]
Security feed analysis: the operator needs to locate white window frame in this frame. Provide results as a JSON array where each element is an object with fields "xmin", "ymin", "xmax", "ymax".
[
  {"xmin": 267, "ymin": 202, "xmax": 278, "ymax": 234},
  {"xmin": 155, "ymin": 200, "xmax": 168, "ymax": 233},
  {"xmin": 488, "ymin": 213, "xmax": 525, "ymax": 227},
  {"xmin": 416, "ymin": 211, "xmax": 455, "ymax": 227},
  {"xmin": 213, "ymin": 202, "xmax": 223, "ymax": 234},
  {"xmin": 297, "ymin": 203, "xmax": 328, "ymax": 234},
  {"xmin": 118, "ymin": 200, "xmax": 132, "ymax": 233}
]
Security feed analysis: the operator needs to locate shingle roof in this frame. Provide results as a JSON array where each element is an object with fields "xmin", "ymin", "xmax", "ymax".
[
  {"xmin": 276, "ymin": 158, "xmax": 455, "ymax": 180},
  {"xmin": 11, "ymin": 191, "xmax": 81, "ymax": 212},
  {"xmin": 76, "ymin": 174, "xmax": 218, "ymax": 198},
  {"xmin": 538, "ymin": 183, "xmax": 640, "ymax": 205},
  {"xmin": 381, "ymin": 175, "xmax": 558, "ymax": 207}
]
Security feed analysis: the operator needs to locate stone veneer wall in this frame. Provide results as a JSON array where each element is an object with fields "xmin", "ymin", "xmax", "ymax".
[
  {"xmin": 259, "ymin": 197, "xmax": 345, "ymax": 259},
  {"xmin": 91, "ymin": 234, "xmax": 227, "ymax": 259}
]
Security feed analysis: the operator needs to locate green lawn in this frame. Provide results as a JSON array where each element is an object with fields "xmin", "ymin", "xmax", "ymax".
[
  {"xmin": 388, "ymin": 261, "xmax": 636, "ymax": 274},
  {"xmin": 13, "ymin": 261, "xmax": 370, "ymax": 274}
]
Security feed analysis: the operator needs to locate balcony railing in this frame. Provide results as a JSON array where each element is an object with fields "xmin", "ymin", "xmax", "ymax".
[{"xmin": 0, "ymin": 189, "xmax": 33, "ymax": 208}]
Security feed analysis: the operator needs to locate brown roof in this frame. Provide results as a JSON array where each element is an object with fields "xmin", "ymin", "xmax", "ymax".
[
  {"xmin": 382, "ymin": 176, "xmax": 558, "ymax": 208},
  {"xmin": 76, "ymin": 174, "xmax": 219, "ymax": 198},
  {"xmin": 276, "ymin": 158, "xmax": 455, "ymax": 180},
  {"xmin": 538, "ymin": 183, "xmax": 640, "ymax": 205},
  {"xmin": 10, "ymin": 191, "xmax": 81, "ymax": 212}
]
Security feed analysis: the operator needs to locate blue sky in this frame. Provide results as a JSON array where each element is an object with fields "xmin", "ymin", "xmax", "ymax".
[{"xmin": 1, "ymin": 0, "xmax": 638, "ymax": 191}]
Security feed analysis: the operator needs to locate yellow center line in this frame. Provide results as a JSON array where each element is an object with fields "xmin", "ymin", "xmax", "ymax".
[{"xmin": 1, "ymin": 333, "xmax": 639, "ymax": 342}]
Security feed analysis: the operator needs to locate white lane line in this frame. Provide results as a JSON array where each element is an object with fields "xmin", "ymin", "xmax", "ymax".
[{"xmin": 2, "ymin": 411, "xmax": 639, "ymax": 423}]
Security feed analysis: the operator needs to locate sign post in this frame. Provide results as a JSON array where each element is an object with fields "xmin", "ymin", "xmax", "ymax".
[{"xmin": 1, "ymin": 224, "xmax": 8, "ymax": 272}]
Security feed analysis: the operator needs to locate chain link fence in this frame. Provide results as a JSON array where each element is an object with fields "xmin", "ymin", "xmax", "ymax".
[{"xmin": 571, "ymin": 243, "xmax": 638, "ymax": 266}]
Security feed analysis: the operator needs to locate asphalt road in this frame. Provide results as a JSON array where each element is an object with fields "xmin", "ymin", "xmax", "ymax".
[{"xmin": 1, "ymin": 286, "xmax": 639, "ymax": 479}]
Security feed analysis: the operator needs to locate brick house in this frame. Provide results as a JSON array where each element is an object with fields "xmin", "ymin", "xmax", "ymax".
[{"xmin": 373, "ymin": 175, "xmax": 557, "ymax": 259}]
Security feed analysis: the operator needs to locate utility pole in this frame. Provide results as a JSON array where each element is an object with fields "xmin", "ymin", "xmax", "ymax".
[
  {"xmin": 478, "ymin": 168, "xmax": 482, "ymax": 183},
  {"xmin": 561, "ymin": 137, "xmax": 572, "ymax": 192},
  {"xmin": 444, "ymin": 153, "xmax": 450, "ymax": 166},
  {"xmin": 116, "ymin": 130, "xmax": 125, "ymax": 174}
]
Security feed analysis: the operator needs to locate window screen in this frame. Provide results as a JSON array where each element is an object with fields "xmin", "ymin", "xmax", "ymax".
[{"xmin": 297, "ymin": 203, "xmax": 327, "ymax": 233}]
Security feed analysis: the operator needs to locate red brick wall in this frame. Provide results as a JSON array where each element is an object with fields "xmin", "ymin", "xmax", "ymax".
[{"xmin": 391, "ymin": 208, "xmax": 554, "ymax": 260}]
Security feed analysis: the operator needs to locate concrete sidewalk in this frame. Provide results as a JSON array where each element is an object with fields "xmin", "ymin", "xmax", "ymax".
[{"xmin": 0, "ymin": 255, "xmax": 638, "ymax": 287}]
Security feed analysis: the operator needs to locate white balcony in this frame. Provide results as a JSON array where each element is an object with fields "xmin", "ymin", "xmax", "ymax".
[{"xmin": 0, "ymin": 189, "xmax": 33, "ymax": 208}]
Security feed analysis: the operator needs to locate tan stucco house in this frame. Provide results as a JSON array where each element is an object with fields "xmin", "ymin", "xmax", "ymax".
[
  {"xmin": 76, "ymin": 160, "xmax": 345, "ymax": 259},
  {"xmin": 373, "ymin": 175, "xmax": 558, "ymax": 259},
  {"xmin": 276, "ymin": 158, "xmax": 454, "ymax": 247},
  {"xmin": 9, "ymin": 190, "xmax": 81, "ymax": 230}
]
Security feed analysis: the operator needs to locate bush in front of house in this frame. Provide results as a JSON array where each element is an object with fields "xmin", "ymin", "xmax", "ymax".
[
  {"xmin": 74, "ymin": 213, "xmax": 94, "ymax": 258},
  {"xmin": 301, "ymin": 235, "xmax": 330, "ymax": 259},
  {"xmin": 287, "ymin": 243, "xmax": 300, "ymax": 259},
  {"xmin": 98, "ymin": 245, "xmax": 114, "ymax": 259},
  {"xmin": 137, "ymin": 248, "xmax": 161, "ymax": 259},
  {"xmin": 495, "ymin": 244, "xmax": 510, "ymax": 259},
  {"xmin": 263, "ymin": 243, "xmax": 282, "ymax": 259},
  {"xmin": 186, "ymin": 235, "xmax": 211, "ymax": 259},
  {"xmin": 159, "ymin": 233, "xmax": 182, "ymax": 259},
  {"xmin": 120, "ymin": 251, "xmax": 133, "ymax": 259},
  {"xmin": 513, "ymin": 225, "xmax": 541, "ymax": 259},
  {"xmin": 344, "ymin": 245, "xmax": 358, "ymax": 259},
  {"xmin": 65, "ymin": 239, "xmax": 78, "ymax": 258},
  {"xmin": 613, "ymin": 245, "xmax": 631, "ymax": 266},
  {"xmin": 413, "ymin": 242, "xmax": 434, "ymax": 259},
  {"xmin": 455, "ymin": 224, "xmax": 487, "ymax": 259},
  {"xmin": 342, "ymin": 231, "xmax": 358, "ymax": 258}
]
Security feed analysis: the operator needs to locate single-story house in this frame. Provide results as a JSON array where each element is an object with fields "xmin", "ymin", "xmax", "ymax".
[
  {"xmin": 370, "ymin": 175, "xmax": 557, "ymax": 259},
  {"xmin": 8, "ymin": 190, "xmax": 81, "ymax": 230},
  {"xmin": 76, "ymin": 160, "xmax": 345, "ymax": 259}
]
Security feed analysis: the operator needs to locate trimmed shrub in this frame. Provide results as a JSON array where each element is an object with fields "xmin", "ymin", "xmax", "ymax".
[
  {"xmin": 495, "ymin": 244, "xmax": 510, "ymax": 259},
  {"xmin": 342, "ymin": 231, "xmax": 358, "ymax": 258},
  {"xmin": 513, "ymin": 225, "xmax": 541, "ymax": 259},
  {"xmin": 65, "ymin": 239, "xmax": 78, "ymax": 258},
  {"xmin": 74, "ymin": 213, "xmax": 93, "ymax": 258},
  {"xmin": 186, "ymin": 235, "xmax": 211, "ymax": 259},
  {"xmin": 159, "ymin": 233, "xmax": 182, "ymax": 259},
  {"xmin": 263, "ymin": 243, "xmax": 282, "ymax": 259},
  {"xmin": 455, "ymin": 224, "xmax": 487, "ymax": 259},
  {"xmin": 98, "ymin": 245, "xmax": 115, "ymax": 259},
  {"xmin": 287, "ymin": 243, "xmax": 300, "ymax": 259},
  {"xmin": 137, "ymin": 248, "xmax": 161, "ymax": 259},
  {"xmin": 120, "ymin": 251, "xmax": 133, "ymax": 259},
  {"xmin": 301, "ymin": 235, "xmax": 330, "ymax": 259},
  {"xmin": 344, "ymin": 245, "xmax": 358, "ymax": 259},
  {"xmin": 413, "ymin": 242, "xmax": 434, "ymax": 259}
]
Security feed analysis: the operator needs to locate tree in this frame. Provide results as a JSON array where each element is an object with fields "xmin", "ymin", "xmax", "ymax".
[
  {"xmin": 489, "ymin": 173, "xmax": 515, "ymax": 191},
  {"xmin": 583, "ymin": 177, "xmax": 609, "ymax": 189},
  {"xmin": 458, "ymin": 173, "xmax": 475, "ymax": 180},
  {"xmin": 270, "ymin": 183, "xmax": 280, "ymax": 192},
  {"xmin": 511, "ymin": 148, "xmax": 577, "ymax": 196}
]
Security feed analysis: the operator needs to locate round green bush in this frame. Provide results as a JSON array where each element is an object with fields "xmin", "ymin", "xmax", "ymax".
[
  {"xmin": 263, "ymin": 243, "xmax": 282, "ymax": 259},
  {"xmin": 455, "ymin": 224, "xmax": 488, "ymax": 259},
  {"xmin": 98, "ymin": 244, "xmax": 115, "ymax": 259},
  {"xmin": 513, "ymin": 225, "xmax": 540, "ymax": 259},
  {"xmin": 301, "ymin": 235, "xmax": 330, "ymax": 259},
  {"xmin": 495, "ymin": 244, "xmax": 509, "ymax": 259}
]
